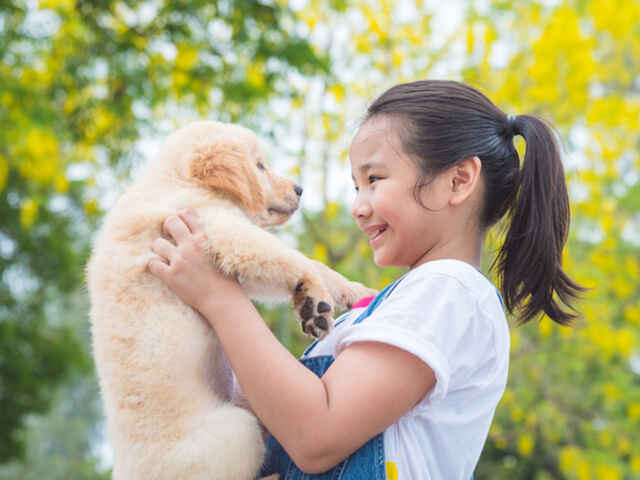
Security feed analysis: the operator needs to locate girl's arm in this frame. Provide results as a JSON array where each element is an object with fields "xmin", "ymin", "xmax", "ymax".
[{"xmin": 149, "ymin": 211, "xmax": 436, "ymax": 473}]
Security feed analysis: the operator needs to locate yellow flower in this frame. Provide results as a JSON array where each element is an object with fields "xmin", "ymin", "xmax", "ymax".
[
  {"xmin": 466, "ymin": 25, "xmax": 475, "ymax": 55},
  {"xmin": 354, "ymin": 34, "xmax": 372, "ymax": 54},
  {"xmin": 377, "ymin": 275, "xmax": 394, "ymax": 290},
  {"xmin": 510, "ymin": 406, "xmax": 523, "ymax": 422},
  {"xmin": 175, "ymin": 44, "xmax": 199, "ymax": 71},
  {"xmin": 517, "ymin": 434, "xmax": 534, "ymax": 456},
  {"xmin": 624, "ymin": 305, "xmax": 640, "ymax": 325},
  {"xmin": 313, "ymin": 243, "xmax": 328, "ymax": 263},
  {"xmin": 19, "ymin": 129, "xmax": 60, "ymax": 185},
  {"xmin": 628, "ymin": 402, "xmax": 640, "ymax": 420},
  {"xmin": 559, "ymin": 446, "xmax": 579, "ymax": 473},
  {"xmin": 39, "ymin": 0, "xmax": 75, "ymax": 12},
  {"xmin": 616, "ymin": 329, "xmax": 634, "ymax": 358},
  {"xmin": 538, "ymin": 317, "xmax": 553, "ymax": 338},
  {"xmin": 20, "ymin": 198, "xmax": 39, "ymax": 228},
  {"xmin": 357, "ymin": 239, "xmax": 369, "ymax": 256},
  {"xmin": 172, "ymin": 71, "xmax": 189, "ymax": 89},
  {"xmin": 595, "ymin": 464, "xmax": 621, "ymax": 480},
  {"xmin": 54, "ymin": 173, "xmax": 69, "ymax": 193},
  {"xmin": 288, "ymin": 165, "xmax": 300, "ymax": 177},
  {"xmin": 500, "ymin": 388, "xmax": 515, "ymax": 406},
  {"xmin": 329, "ymin": 84, "xmax": 345, "ymax": 103},
  {"xmin": 576, "ymin": 460, "xmax": 591, "ymax": 480},
  {"xmin": 616, "ymin": 436, "xmax": 631, "ymax": 455},
  {"xmin": 324, "ymin": 202, "xmax": 340, "ymax": 220},
  {"xmin": 611, "ymin": 275, "xmax": 633, "ymax": 300},
  {"xmin": 603, "ymin": 383, "xmax": 622, "ymax": 402},
  {"xmin": 510, "ymin": 329, "xmax": 520, "ymax": 350},
  {"xmin": 247, "ymin": 61, "xmax": 266, "ymax": 88},
  {"xmin": 598, "ymin": 430, "xmax": 613, "ymax": 448},
  {"xmin": 300, "ymin": 10, "xmax": 320, "ymax": 31},
  {"xmin": 84, "ymin": 199, "xmax": 98, "ymax": 216},
  {"xmin": 0, "ymin": 154, "xmax": 8, "ymax": 192}
]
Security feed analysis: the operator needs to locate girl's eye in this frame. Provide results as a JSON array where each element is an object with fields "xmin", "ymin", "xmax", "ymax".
[{"xmin": 368, "ymin": 175, "xmax": 381, "ymax": 184}]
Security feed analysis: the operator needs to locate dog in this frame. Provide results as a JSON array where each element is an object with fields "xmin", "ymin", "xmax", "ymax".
[{"xmin": 87, "ymin": 121, "xmax": 375, "ymax": 479}]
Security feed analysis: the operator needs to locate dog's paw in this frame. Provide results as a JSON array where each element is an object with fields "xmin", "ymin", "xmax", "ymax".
[{"xmin": 293, "ymin": 281, "xmax": 333, "ymax": 339}]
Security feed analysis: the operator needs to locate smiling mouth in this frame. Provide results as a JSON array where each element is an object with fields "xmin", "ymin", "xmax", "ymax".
[{"xmin": 371, "ymin": 226, "xmax": 386, "ymax": 241}]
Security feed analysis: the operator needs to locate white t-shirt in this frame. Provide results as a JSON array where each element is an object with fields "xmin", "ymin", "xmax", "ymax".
[{"xmin": 302, "ymin": 259, "xmax": 510, "ymax": 480}]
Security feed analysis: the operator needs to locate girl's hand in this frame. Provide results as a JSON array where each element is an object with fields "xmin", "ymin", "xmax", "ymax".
[{"xmin": 148, "ymin": 209, "xmax": 241, "ymax": 313}]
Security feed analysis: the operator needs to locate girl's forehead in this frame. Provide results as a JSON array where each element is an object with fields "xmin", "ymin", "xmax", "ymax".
[
  {"xmin": 352, "ymin": 116, "xmax": 397, "ymax": 147},
  {"xmin": 350, "ymin": 117, "xmax": 407, "ymax": 170}
]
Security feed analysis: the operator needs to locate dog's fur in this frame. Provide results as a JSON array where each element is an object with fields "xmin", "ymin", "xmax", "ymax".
[{"xmin": 87, "ymin": 121, "xmax": 374, "ymax": 479}]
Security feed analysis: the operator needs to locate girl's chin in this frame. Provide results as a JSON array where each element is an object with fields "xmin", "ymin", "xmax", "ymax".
[{"xmin": 372, "ymin": 250, "xmax": 394, "ymax": 268}]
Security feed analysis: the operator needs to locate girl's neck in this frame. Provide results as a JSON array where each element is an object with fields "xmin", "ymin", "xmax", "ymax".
[{"xmin": 410, "ymin": 233, "xmax": 484, "ymax": 272}]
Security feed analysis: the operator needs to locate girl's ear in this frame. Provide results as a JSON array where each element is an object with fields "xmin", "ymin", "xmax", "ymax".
[{"xmin": 449, "ymin": 156, "xmax": 482, "ymax": 206}]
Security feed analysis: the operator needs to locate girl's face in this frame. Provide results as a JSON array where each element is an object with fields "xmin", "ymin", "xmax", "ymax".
[{"xmin": 350, "ymin": 116, "xmax": 452, "ymax": 269}]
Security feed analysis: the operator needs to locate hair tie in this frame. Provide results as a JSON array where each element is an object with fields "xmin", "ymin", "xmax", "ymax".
[{"xmin": 506, "ymin": 114, "xmax": 519, "ymax": 137}]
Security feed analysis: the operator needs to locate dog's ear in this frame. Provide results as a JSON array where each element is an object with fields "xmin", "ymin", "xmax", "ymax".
[{"xmin": 189, "ymin": 142, "xmax": 266, "ymax": 215}]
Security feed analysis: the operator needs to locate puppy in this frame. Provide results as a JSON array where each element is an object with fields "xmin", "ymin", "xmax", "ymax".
[{"xmin": 87, "ymin": 121, "xmax": 374, "ymax": 479}]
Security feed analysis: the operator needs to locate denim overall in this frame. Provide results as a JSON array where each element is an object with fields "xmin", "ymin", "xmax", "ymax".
[{"xmin": 259, "ymin": 280, "xmax": 402, "ymax": 480}]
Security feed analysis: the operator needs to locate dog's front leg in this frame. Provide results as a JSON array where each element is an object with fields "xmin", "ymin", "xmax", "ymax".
[
  {"xmin": 201, "ymin": 216, "xmax": 335, "ymax": 338},
  {"xmin": 309, "ymin": 259, "xmax": 377, "ymax": 311}
]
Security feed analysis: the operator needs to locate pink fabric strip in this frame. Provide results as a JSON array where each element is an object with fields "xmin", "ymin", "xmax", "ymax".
[{"xmin": 351, "ymin": 296, "xmax": 375, "ymax": 309}]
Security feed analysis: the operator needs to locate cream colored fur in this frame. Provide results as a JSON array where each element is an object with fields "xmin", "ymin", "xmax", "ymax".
[{"xmin": 87, "ymin": 121, "xmax": 374, "ymax": 479}]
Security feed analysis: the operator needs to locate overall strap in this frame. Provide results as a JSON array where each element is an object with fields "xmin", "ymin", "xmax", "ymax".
[
  {"xmin": 352, "ymin": 278, "xmax": 402, "ymax": 325},
  {"xmin": 302, "ymin": 277, "xmax": 404, "ymax": 357}
]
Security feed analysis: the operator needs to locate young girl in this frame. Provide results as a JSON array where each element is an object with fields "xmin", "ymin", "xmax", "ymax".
[{"xmin": 148, "ymin": 80, "xmax": 583, "ymax": 479}]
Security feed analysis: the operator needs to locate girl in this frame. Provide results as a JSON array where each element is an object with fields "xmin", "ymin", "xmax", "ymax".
[{"xmin": 148, "ymin": 80, "xmax": 583, "ymax": 479}]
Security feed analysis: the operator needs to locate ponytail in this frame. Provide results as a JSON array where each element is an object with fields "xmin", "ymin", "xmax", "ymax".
[{"xmin": 495, "ymin": 114, "xmax": 585, "ymax": 325}]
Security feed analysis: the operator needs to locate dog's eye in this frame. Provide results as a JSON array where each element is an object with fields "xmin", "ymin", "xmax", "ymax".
[{"xmin": 257, "ymin": 162, "xmax": 265, "ymax": 171}]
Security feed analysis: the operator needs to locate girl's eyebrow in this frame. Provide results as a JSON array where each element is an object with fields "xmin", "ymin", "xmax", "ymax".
[{"xmin": 351, "ymin": 161, "xmax": 385, "ymax": 180}]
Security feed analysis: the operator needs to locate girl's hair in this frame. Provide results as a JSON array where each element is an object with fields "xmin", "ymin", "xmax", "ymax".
[{"xmin": 365, "ymin": 80, "xmax": 584, "ymax": 325}]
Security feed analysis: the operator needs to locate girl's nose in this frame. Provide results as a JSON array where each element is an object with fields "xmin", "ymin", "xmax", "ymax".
[{"xmin": 351, "ymin": 195, "xmax": 372, "ymax": 219}]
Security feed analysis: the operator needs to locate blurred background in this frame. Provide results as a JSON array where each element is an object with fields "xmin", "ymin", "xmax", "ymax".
[{"xmin": 1, "ymin": 0, "xmax": 639, "ymax": 478}]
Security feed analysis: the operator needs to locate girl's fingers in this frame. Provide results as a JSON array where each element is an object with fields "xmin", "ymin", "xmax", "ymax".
[
  {"xmin": 148, "ymin": 258, "xmax": 169, "ymax": 279},
  {"xmin": 163, "ymin": 215, "xmax": 191, "ymax": 242},
  {"xmin": 177, "ymin": 208, "xmax": 202, "ymax": 234},
  {"xmin": 151, "ymin": 237, "xmax": 175, "ymax": 262}
]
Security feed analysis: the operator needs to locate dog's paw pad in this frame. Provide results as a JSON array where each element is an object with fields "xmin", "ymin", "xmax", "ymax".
[
  {"xmin": 314, "ymin": 315, "xmax": 329, "ymax": 331},
  {"xmin": 300, "ymin": 297, "xmax": 315, "ymax": 320},
  {"xmin": 301, "ymin": 315, "xmax": 330, "ymax": 339},
  {"xmin": 317, "ymin": 301, "xmax": 331, "ymax": 314}
]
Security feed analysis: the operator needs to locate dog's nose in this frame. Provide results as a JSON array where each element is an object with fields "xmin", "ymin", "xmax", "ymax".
[{"xmin": 294, "ymin": 185, "xmax": 303, "ymax": 197}]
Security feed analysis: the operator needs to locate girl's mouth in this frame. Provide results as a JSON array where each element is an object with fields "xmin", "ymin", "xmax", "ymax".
[{"xmin": 370, "ymin": 226, "xmax": 387, "ymax": 244}]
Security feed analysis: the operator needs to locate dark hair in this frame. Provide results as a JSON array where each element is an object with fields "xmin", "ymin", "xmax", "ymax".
[{"xmin": 365, "ymin": 80, "xmax": 584, "ymax": 325}]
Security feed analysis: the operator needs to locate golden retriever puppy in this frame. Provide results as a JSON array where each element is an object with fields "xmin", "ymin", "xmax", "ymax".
[{"xmin": 87, "ymin": 121, "xmax": 374, "ymax": 480}]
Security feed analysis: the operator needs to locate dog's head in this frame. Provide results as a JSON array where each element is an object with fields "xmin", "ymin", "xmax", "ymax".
[{"xmin": 163, "ymin": 121, "xmax": 302, "ymax": 227}]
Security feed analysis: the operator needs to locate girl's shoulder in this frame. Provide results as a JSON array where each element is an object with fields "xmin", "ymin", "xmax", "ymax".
[{"xmin": 397, "ymin": 259, "xmax": 499, "ymax": 308}]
